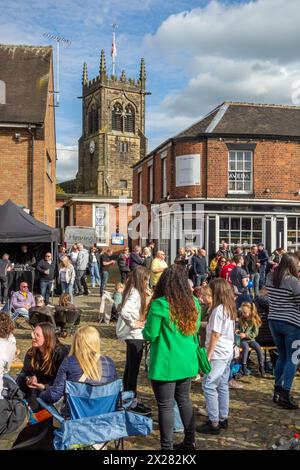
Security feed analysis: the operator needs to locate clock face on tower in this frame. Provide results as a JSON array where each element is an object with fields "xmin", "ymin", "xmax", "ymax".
[{"xmin": 89, "ymin": 140, "xmax": 95, "ymax": 154}]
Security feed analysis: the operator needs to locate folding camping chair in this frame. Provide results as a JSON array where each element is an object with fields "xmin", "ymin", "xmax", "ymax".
[{"xmin": 37, "ymin": 378, "xmax": 152, "ymax": 450}]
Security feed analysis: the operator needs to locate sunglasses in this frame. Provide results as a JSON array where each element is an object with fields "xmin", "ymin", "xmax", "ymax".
[{"xmin": 21, "ymin": 285, "xmax": 28, "ymax": 288}]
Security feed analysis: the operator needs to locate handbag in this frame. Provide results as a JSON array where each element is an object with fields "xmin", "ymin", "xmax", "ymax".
[
  {"xmin": 0, "ymin": 375, "xmax": 28, "ymax": 437},
  {"xmin": 196, "ymin": 347, "xmax": 211, "ymax": 375}
]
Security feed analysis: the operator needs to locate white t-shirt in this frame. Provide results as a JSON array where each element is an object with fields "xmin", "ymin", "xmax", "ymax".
[
  {"xmin": 205, "ymin": 305, "xmax": 235, "ymax": 360},
  {"xmin": 0, "ymin": 335, "xmax": 17, "ymax": 399}
]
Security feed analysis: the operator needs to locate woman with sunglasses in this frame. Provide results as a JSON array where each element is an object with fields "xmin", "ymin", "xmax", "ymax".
[
  {"xmin": 216, "ymin": 257, "xmax": 227, "ymax": 278},
  {"xmin": 16, "ymin": 323, "xmax": 69, "ymax": 411}
]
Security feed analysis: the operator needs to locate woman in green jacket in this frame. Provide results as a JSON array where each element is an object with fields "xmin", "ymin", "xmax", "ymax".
[{"xmin": 143, "ymin": 264, "xmax": 201, "ymax": 450}]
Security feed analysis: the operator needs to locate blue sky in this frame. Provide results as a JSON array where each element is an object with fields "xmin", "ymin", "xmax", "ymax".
[{"xmin": 1, "ymin": 0, "xmax": 300, "ymax": 181}]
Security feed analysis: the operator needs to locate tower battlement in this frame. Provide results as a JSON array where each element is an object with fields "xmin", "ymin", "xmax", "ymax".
[{"xmin": 77, "ymin": 49, "xmax": 149, "ymax": 198}]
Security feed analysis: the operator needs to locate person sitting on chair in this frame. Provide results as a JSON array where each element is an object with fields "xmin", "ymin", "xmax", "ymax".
[
  {"xmin": 16, "ymin": 323, "xmax": 69, "ymax": 412},
  {"xmin": 54, "ymin": 294, "xmax": 81, "ymax": 338},
  {"xmin": 39, "ymin": 326, "xmax": 117, "ymax": 404},
  {"xmin": 11, "ymin": 282, "xmax": 35, "ymax": 322},
  {"xmin": 29, "ymin": 295, "xmax": 56, "ymax": 328},
  {"xmin": 0, "ymin": 313, "xmax": 28, "ymax": 450}
]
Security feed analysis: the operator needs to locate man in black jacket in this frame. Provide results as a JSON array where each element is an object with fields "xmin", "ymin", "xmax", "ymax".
[
  {"xmin": 36, "ymin": 253, "xmax": 55, "ymax": 305},
  {"xmin": 192, "ymin": 248, "xmax": 208, "ymax": 287},
  {"xmin": 15, "ymin": 244, "xmax": 36, "ymax": 266},
  {"xmin": 257, "ymin": 243, "xmax": 269, "ymax": 289},
  {"xmin": 117, "ymin": 247, "xmax": 130, "ymax": 283},
  {"xmin": 129, "ymin": 245, "xmax": 144, "ymax": 270},
  {"xmin": 245, "ymin": 245, "xmax": 260, "ymax": 297}
]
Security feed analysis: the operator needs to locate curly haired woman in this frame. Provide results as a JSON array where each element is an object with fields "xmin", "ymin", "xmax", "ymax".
[{"xmin": 143, "ymin": 264, "xmax": 201, "ymax": 450}]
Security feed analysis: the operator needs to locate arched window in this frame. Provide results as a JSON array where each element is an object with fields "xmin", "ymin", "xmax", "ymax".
[
  {"xmin": 124, "ymin": 104, "xmax": 135, "ymax": 133},
  {"xmin": 88, "ymin": 106, "xmax": 98, "ymax": 134},
  {"xmin": 112, "ymin": 103, "xmax": 123, "ymax": 131}
]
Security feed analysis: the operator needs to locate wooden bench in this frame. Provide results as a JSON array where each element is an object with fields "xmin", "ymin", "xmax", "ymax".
[{"xmin": 239, "ymin": 345, "xmax": 277, "ymax": 369}]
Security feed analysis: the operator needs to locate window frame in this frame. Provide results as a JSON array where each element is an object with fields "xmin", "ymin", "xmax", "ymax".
[
  {"xmin": 93, "ymin": 204, "xmax": 109, "ymax": 246},
  {"xmin": 218, "ymin": 215, "xmax": 263, "ymax": 249},
  {"xmin": 119, "ymin": 179, "xmax": 128, "ymax": 189},
  {"xmin": 228, "ymin": 150, "xmax": 253, "ymax": 194},
  {"xmin": 46, "ymin": 151, "xmax": 52, "ymax": 179}
]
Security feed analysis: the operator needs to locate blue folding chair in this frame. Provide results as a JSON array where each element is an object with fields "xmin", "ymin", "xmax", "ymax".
[{"xmin": 38, "ymin": 378, "xmax": 152, "ymax": 450}]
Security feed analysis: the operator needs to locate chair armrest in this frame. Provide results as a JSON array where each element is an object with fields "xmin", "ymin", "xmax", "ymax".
[
  {"xmin": 121, "ymin": 391, "xmax": 135, "ymax": 410},
  {"xmin": 37, "ymin": 398, "xmax": 65, "ymax": 424}
]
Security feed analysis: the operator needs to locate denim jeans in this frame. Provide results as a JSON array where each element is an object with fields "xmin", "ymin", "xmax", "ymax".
[
  {"xmin": 269, "ymin": 320, "xmax": 300, "ymax": 391},
  {"xmin": 241, "ymin": 340, "xmax": 264, "ymax": 366},
  {"xmin": 202, "ymin": 358, "xmax": 231, "ymax": 423},
  {"xmin": 194, "ymin": 274, "xmax": 207, "ymax": 287},
  {"xmin": 259, "ymin": 265, "xmax": 267, "ymax": 289},
  {"xmin": 61, "ymin": 281, "xmax": 74, "ymax": 302},
  {"xmin": 100, "ymin": 271, "xmax": 109, "ymax": 296},
  {"xmin": 0, "ymin": 275, "xmax": 8, "ymax": 303},
  {"xmin": 90, "ymin": 262, "xmax": 101, "ymax": 287},
  {"xmin": 236, "ymin": 292, "xmax": 252, "ymax": 310},
  {"xmin": 250, "ymin": 272, "xmax": 260, "ymax": 298},
  {"xmin": 11, "ymin": 307, "xmax": 29, "ymax": 322},
  {"xmin": 40, "ymin": 279, "xmax": 53, "ymax": 305},
  {"xmin": 151, "ymin": 378, "xmax": 195, "ymax": 450}
]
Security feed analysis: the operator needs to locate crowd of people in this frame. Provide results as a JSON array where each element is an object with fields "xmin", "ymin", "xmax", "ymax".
[{"xmin": 0, "ymin": 238, "xmax": 300, "ymax": 451}]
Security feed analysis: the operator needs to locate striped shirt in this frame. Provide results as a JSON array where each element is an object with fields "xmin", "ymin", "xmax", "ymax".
[{"xmin": 266, "ymin": 273, "xmax": 300, "ymax": 328}]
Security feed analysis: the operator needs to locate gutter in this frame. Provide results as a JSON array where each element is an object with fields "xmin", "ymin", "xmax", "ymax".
[{"xmin": 0, "ymin": 123, "xmax": 40, "ymax": 128}]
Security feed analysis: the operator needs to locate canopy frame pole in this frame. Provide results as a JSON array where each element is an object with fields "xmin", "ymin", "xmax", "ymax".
[{"xmin": 51, "ymin": 241, "xmax": 54, "ymax": 303}]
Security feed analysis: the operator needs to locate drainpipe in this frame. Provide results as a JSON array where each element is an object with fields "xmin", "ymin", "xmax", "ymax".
[{"xmin": 27, "ymin": 124, "xmax": 35, "ymax": 216}]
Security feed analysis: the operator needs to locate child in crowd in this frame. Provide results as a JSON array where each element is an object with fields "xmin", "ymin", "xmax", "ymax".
[
  {"xmin": 197, "ymin": 278, "xmax": 236, "ymax": 435},
  {"xmin": 111, "ymin": 283, "xmax": 124, "ymax": 321},
  {"xmin": 236, "ymin": 302, "xmax": 265, "ymax": 377},
  {"xmin": 194, "ymin": 285, "xmax": 212, "ymax": 347}
]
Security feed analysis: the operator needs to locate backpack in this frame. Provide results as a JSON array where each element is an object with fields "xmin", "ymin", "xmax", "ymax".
[{"xmin": 0, "ymin": 375, "xmax": 28, "ymax": 437}]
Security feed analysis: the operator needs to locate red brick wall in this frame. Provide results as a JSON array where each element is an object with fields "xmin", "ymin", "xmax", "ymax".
[
  {"xmin": 207, "ymin": 139, "xmax": 300, "ymax": 199},
  {"xmin": 0, "ymin": 127, "xmax": 30, "ymax": 204},
  {"xmin": 70, "ymin": 201, "xmax": 133, "ymax": 252},
  {"xmin": 133, "ymin": 138, "xmax": 300, "ymax": 203},
  {"xmin": 0, "ymin": 54, "xmax": 56, "ymax": 226},
  {"xmin": 171, "ymin": 141, "xmax": 205, "ymax": 199}
]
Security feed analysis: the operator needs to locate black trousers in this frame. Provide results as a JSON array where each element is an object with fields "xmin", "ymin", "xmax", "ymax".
[
  {"xmin": 151, "ymin": 378, "xmax": 195, "ymax": 450},
  {"xmin": 123, "ymin": 339, "xmax": 144, "ymax": 395},
  {"xmin": 120, "ymin": 270, "xmax": 129, "ymax": 284},
  {"xmin": 0, "ymin": 275, "xmax": 8, "ymax": 303}
]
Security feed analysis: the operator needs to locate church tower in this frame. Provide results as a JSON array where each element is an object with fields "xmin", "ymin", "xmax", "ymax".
[{"xmin": 77, "ymin": 49, "xmax": 149, "ymax": 197}]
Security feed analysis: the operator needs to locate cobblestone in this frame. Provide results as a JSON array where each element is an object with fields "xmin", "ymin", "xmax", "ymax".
[{"xmin": 12, "ymin": 287, "xmax": 300, "ymax": 451}]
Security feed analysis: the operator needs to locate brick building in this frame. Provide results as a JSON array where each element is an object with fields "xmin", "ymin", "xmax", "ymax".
[
  {"xmin": 56, "ymin": 193, "xmax": 133, "ymax": 252},
  {"xmin": 0, "ymin": 45, "xmax": 56, "ymax": 226},
  {"xmin": 132, "ymin": 102, "xmax": 300, "ymax": 261},
  {"xmin": 58, "ymin": 50, "xmax": 149, "ymax": 248}
]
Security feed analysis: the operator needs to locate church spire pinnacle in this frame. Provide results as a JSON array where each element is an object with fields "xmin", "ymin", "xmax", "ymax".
[
  {"xmin": 82, "ymin": 62, "xmax": 88, "ymax": 85},
  {"xmin": 100, "ymin": 49, "xmax": 107, "ymax": 80},
  {"xmin": 139, "ymin": 58, "xmax": 146, "ymax": 88}
]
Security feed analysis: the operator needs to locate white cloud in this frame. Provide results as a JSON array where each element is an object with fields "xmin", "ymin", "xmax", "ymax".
[
  {"xmin": 144, "ymin": 0, "xmax": 300, "ymax": 144},
  {"xmin": 56, "ymin": 143, "xmax": 78, "ymax": 182},
  {"xmin": 144, "ymin": 0, "xmax": 300, "ymax": 64}
]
